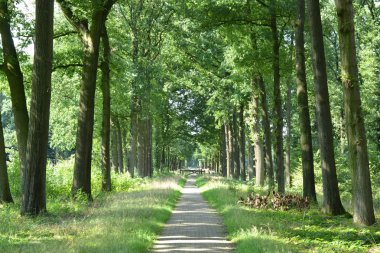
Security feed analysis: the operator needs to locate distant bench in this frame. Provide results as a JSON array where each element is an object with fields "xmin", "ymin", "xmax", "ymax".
[{"xmin": 179, "ymin": 169, "xmax": 205, "ymax": 175}]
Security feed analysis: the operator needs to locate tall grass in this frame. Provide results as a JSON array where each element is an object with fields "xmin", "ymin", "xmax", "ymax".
[{"xmin": 0, "ymin": 157, "xmax": 184, "ymax": 253}]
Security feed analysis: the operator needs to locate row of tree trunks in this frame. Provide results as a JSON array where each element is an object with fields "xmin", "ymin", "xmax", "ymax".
[
  {"xmin": 138, "ymin": 117, "xmax": 153, "ymax": 177},
  {"xmin": 222, "ymin": 108, "xmax": 247, "ymax": 180},
  {"xmin": 225, "ymin": 122, "xmax": 233, "ymax": 178},
  {"xmin": 220, "ymin": 126, "xmax": 227, "ymax": 177},
  {"xmin": 232, "ymin": 110, "xmax": 240, "ymax": 179},
  {"xmin": 258, "ymin": 76, "xmax": 274, "ymax": 188},
  {"xmin": 110, "ymin": 118, "xmax": 125, "ymax": 173},
  {"xmin": 115, "ymin": 117, "xmax": 124, "ymax": 173}
]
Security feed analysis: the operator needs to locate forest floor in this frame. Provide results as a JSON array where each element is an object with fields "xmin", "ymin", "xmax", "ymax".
[
  {"xmin": 196, "ymin": 175, "xmax": 380, "ymax": 253},
  {"xmin": 0, "ymin": 175, "xmax": 185, "ymax": 253}
]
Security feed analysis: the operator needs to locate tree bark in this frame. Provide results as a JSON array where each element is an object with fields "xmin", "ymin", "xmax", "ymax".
[
  {"xmin": 0, "ymin": 96, "xmax": 13, "ymax": 203},
  {"xmin": 334, "ymin": 0, "xmax": 375, "ymax": 225},
  {"xmin": 115, "ymin": 117, "xmax": 124, "ymax": 173},
  {"xmin": 111, "ymin": 125, "xmax": 119, "ymax": 173},
  {"xmin": 226, "ymin": 122, "xmax": 233, "ymax": 178},
  {"xmin": 295, "ymin": 0, "xmax": 317, "ymax": 202},
  {"xmin": 21, "ymin": 0, "xmax": 54, "ymax": 215},
  {"xmin": 128, "ymin": 110, "xmax": 138, "ymax": 177},
  {"xmin": 239, "ymin": 104, "xmax": 246, "ymax": 181},
  {"xmin": 220, "ymin": 125, "xmax": 227, "ymax": 177},
  {"xmin": 101, "ymin": 25, "xmax": 111, "ymax": 191},
  {"xmin": 0, "ymin": 1, "xmax": 29, "ymax": 182},
  {"xmin": 251, "ymin": 77, "xmax": 265, "ymax": 186},
  {"xmin": 307, "ymin": 0, "xmax": 346, "ymax": 215},
  {"xmin": 285, "ymin": 79, "xmax": 292, "ymax": 187},
  {"xmin": 72, "ymin": 13, "xmax": 103, "ymax": 200},
  {"xmin": 247, "ymin": 139, "xmax": 254, "ymax": 181}
]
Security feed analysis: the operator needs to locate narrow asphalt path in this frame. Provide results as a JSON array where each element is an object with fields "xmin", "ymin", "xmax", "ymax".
[{"xmin": 151, "ymin": 174, "xmax": 234, "ymax": 253}]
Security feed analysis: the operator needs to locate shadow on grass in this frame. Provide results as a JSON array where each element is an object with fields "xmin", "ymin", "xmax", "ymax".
[
  {"xmin": 201, "ymin": 185, "xmax": 380, "ymax": 253},
  {"xmin": 0, "ymin": 178, "xmax": 183, "ymax": 253}
]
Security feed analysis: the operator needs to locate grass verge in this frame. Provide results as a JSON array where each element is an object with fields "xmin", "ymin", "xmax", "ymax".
[
  {"xmin": 0, "ymin": 175, "xmax": 184, "ymax": 253},
  {"xmin": 196, "ymin": 176, "xmax": 380, "ymax": 253}
]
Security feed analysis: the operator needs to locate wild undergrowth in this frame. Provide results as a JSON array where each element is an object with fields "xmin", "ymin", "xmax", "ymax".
[
  {"xmin": 196, "ymin": 176, "xmax": 380, "ymax": 253},
  {"xmin": 0, "ymin": 157, "xmax": 185, "ymax": 253}
]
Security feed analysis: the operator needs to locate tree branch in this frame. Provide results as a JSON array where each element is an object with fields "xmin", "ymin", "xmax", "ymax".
[
  {"xmin": 55, "ymin": 0, "xmax": 89, "ymax": 36},
  {"xmin": 53, "ymin": 63, "xmax": 83, "ymax": 71},
  {"xmin": 54, "ymin": 30, "xmax": 78, "ymax": 39}
]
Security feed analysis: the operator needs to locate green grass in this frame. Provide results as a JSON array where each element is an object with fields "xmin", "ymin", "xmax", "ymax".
[
  {"xmin": 196, "ymin": 176, "xmax": 380, "ymax": 253},
  {"xmin": 0, "ymin": 175, "xmax": 184, "ymax": 253}
]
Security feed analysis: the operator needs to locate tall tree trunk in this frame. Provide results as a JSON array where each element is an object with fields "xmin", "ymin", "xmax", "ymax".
[
  {"xmin": 111, "ymin": 126, "xmax": 119, "ymax": 173},
  {"xmin": 100, "ymin": 25, "xmax": 111, "ymax": 191},
  {"xmin": 295, "ymin": 0, "xmax": 317, "ymax": 202},
  {"xmin": 334, "ymin": 0, "xmax": 375, "ymax": 225},
  {"xmin": 247, "ymin": 139, "xmax": 254, "ymax": 180},
  {"xmin": 138, "ymin": 118, "xmax": 145, "ymax": 177},
  {"xmin": 57, "ymin": 0, "xmax": 116, "ymax": 199},
  {"xmin": 128, "ymin": 7, "xmax": 140, "ymax": 177},
  {"xmin": 239, "ymin": 104, "xmax": 246, "ymax": 181},
  {"xmin": 258, "ymin": 76, "xmax": 274, "ymax": 188},
  {"xmin": 270, "ymin": 0, "xmax": 285, "ymax": 193},
  {"xmin": 0, "ymin": 1, "xmax": 29, "ymax": 183},
  {"xmin": 233, "ymin": 110, "xmax": 240, "ymax": 179},
  {"xmin": 226, "ymin": 122, "xmax": 233, "ymax": 178},
  {"xmin": 0, "ymin": 96, "xmax": 13, "ymax": 203},
  {"xmin": 252, "ymin": 77, "xmax": 265, "ymax": 186},
  {"xmin": 308, "ymin": 0, "xmax": 346, "ymax": 215},
  {"xmin": 21, "ymin": 0, "xmax": 54, "ymax": 215},
  {"xmin": 285, "ymin": 79, "xmax": 292, "ymax": 187},
  {"xmin": 128, "ymin": 110, "xmax": 138, "ymax": 177},
  {"xmin": 220, "ymin": 125, "xmax": 227, "ymax": 177},
  {"xmin": 72, "ymin": 13, "xmax": 103, "ymax": 200},
  {"xmin": 115, "ymin": 117, "xmax": 124, "ymax": 173},
  {"xmin": 147, "ymin": 118, "xmax": 153, "ymax": 177}
]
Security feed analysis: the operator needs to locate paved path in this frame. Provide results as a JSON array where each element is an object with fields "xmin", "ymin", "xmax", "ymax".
[{"xmin": 152, "ymin": 175, "xmax": 234, "ymax": 253}]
